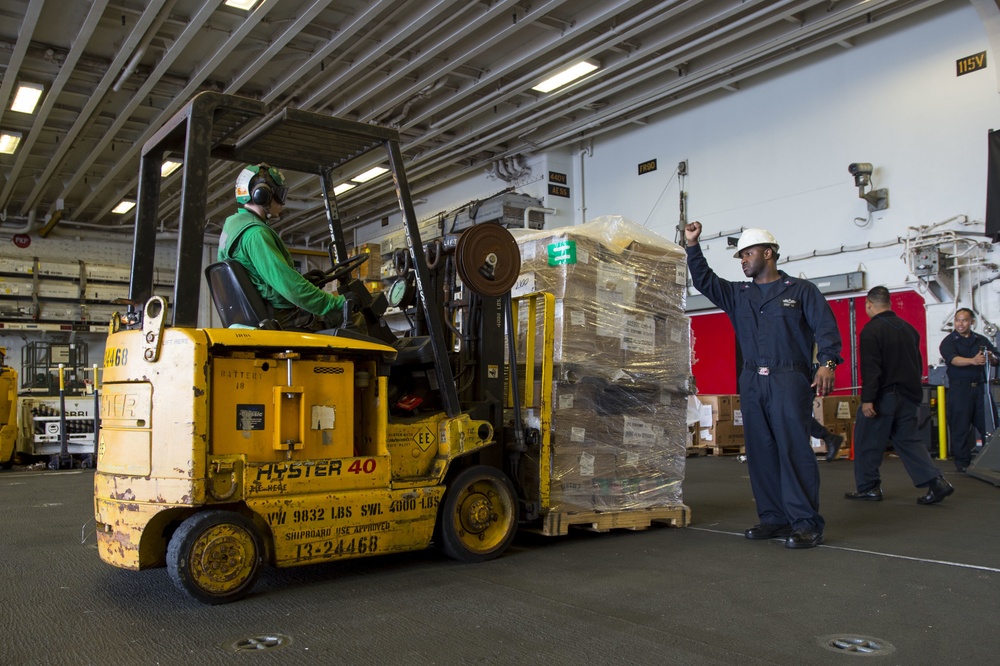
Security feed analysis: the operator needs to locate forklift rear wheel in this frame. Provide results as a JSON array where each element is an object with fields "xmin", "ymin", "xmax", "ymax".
[
  {"xmin": 439, "ymin": 465, "xmax": 518, "ymax": 563},
  {"xmin": 166, "ymin": 510, "xmax": 264, "ymax": 605}
]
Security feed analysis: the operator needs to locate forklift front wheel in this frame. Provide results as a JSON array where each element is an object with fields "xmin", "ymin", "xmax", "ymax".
[
  {"xmin": 166, "ymin": 510, "xmax": 264, "ymax": 605},
  {"xmin": 439, "ymin": 465, "xmax": 518, "ymax": 563}
]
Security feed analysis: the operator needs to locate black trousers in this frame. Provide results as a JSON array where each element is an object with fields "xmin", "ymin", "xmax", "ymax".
[
  {"xmin": 853, "ymin": 391, "xmax": 941, "ymax": 491},
  {"xmin": 809, "ymin": 418, "xmax": 833, "ymax": 440},
  {"xmin": 273, "ymin": 306, "xmax": 344, "ymax": 332},
  {"xmin": 946, "ymin": 382, "xmax": 995, "ymax": 467}
]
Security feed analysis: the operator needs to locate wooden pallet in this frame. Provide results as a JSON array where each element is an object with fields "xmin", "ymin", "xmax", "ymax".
[
  {"xmin": 707, "ymin": 444, "xmax": 744, "ymax": 456},
  {"xmin": 686, "ymin": 446, "xmax": 707, "ymax": 457},
  {"xmin": 538, "ymin": 504, "xmax": 691, "ymax": 536}
]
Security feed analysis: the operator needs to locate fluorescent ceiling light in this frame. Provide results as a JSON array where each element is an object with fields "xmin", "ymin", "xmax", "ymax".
[
  {"xmin": 161, "ymin": 160, "xmax": 182, "ymax": 177},
  {"xmin": 0, "ymin": 131, "xmax": 22, "ymax": 154},
  {"xmin": 333, "ymin": 183, "xmax": 356, "ymax": 196},
  {"xmin": 531, "ymin": 60, "xmax": 599, "ymax": 93},
  {"xmin": 224, "ymin": 0, "xmax": 258, "ymax": 10},
  {"xmin": 11, "ymin": 83, "xmax": 44, "ymax": 114},
  {"xmin": 112, "ymin": 200, "xmax": 135, "ymax": 215},
  {"xmin": 352, "ymin": 166, "xmax": 388, "ymax": 183}
]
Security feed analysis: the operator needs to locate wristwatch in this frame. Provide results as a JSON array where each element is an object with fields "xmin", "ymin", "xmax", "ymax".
[{"xmin": 824, "ymin": 360, "xmax": 837, "ymax": 371}]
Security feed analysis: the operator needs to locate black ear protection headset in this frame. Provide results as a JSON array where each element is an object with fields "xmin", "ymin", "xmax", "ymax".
[
  {"xmin": 251, "ymin": 177, "xmax": 274, "ymax": 206},
  {"xmin": 248, "ymin": 163, "xmax": 288, "ymax": 207}
]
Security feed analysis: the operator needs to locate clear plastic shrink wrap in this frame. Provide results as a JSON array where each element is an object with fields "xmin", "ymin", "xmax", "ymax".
[{"xmin": 513, "ymin": 216, "xmax": 691, "ymax": 513}]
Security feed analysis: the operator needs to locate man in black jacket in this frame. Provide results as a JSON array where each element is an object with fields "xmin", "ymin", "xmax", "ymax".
[{"xmin": 845, "ymin": 286, "xmax": 954, "ymax": 505}]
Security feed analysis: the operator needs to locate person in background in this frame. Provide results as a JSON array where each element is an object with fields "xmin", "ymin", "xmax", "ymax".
[
  {"xmin": 685, "ymin": 222, "xmax": 842, "ymax": 549},
  {"xmin": 939, "ymin": 308, "xmax": 999, "ymax": 472},
  {"xmin": 845, "ymin": 286, "xmax": 954, "ymax": 504},
  {"xmin": 218, "ymin": 163, "xmax": 348, "ymax": 331},
  {"xmin": 810, "ymin": 418, "xmax": 844, "ymax": 462}
]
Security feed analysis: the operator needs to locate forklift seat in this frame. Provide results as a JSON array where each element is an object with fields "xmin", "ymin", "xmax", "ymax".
[{"xmin": 204, "ymin": 260, "xmax": 278, "ymax": 329}]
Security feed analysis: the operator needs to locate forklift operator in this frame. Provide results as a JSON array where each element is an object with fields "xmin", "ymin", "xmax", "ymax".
[{"xmin": 218, "ymin": 163, "xmax": 348, "ymax": 331}]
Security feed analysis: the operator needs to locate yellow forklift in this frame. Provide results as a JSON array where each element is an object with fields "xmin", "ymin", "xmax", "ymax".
[
  {"xmin": 94, "ymin": 93, "xmax": 533, "ymax": 604},
  {"xmin": 0, "ymin": 347, "xmax": 17, "ymax": 468}
]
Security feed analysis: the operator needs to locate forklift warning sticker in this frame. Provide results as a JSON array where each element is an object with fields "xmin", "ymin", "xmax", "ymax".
[{"xmin": 237, "ymin": 404, "xmax": 265, "ymax": 431}]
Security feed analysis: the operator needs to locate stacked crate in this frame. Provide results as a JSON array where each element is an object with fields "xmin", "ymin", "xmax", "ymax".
[
  {"xmin": 694, "ymin": 394, "xmax": 745, "ymax": 454},
  {"xmin": 515, "ymin": 216, "xmax": 691, "ymax": 514},
  {"xmin": 811, "ymin": 395, "xmax": 860, "ymax": 458},
  {"xmin": 349, "ymin": 242, "xmax": 385, "ymax": 293}
]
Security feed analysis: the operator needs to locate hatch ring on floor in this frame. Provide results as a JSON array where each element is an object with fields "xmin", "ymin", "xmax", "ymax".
[{"xmin": 818, "ymin": 634, "xmax": 896, "ymax": 656}]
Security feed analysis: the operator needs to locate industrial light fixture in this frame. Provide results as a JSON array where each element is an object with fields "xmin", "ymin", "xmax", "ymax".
[
  {"xmin": 11, "ymin": 83, "xmax": 44, "ymax": 114},
  {"xmin": 161, "ymin": 160, "xmax": 182, "ymax": 177},
  {"xmin": 532, "ymin": 60, "xmax": 599, "ymax": 93},
  {"xmin": 333, "ymin": 183, "xmax": 356, "ymax": 196},
  {"xmin": 352, "ymin": 166, "xmax": 388, "ymax": 183},
  {"xmin": 0, "ymin": 131, "xmax": 22, "ymax": 154},
  {"xmin": 224, "ymin": 0, "xmax": 258, "ymax": 10},
  {"xmin": 112, "ymin": 200, "xmax": 136, "ymax": 215}
]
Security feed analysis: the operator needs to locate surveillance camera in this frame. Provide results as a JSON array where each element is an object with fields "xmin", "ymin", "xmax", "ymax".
[{"xmin": 848, "ymin": 163, "xmax": 873, "ymax": 177}]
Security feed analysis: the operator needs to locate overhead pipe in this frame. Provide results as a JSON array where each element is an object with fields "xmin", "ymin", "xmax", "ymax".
[
  {"xmin": 0, "ymin": 209, "xmax": 38, "ymax": 235},
  {"xmin": 380, "ymin": 78, "xmax": 449, "ymax": 127},
  {"xmin": 523, "ymin": 205, "xmax": 555, "ymax": 229},
  {"xmin": 112, "ymin": 0, "xmax": 179, "ymax": 92}
]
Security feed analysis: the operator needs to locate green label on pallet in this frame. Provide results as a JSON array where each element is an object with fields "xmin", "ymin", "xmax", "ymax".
[{"xmin": 547, "ymin": 240, "xmax": 577, "ymax": 266}]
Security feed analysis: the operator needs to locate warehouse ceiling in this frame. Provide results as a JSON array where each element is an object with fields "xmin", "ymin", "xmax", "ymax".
[{"xmin": 0, "ymin": 0, "xmax": 955, "ymax": 245}]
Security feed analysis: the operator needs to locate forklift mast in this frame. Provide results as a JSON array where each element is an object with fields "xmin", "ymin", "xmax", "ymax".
[{"xmin": 127, "ymin": 92, "xmax": 461, "ymax": 416}]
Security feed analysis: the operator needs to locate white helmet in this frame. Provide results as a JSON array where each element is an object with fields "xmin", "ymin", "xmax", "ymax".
[{"xmin": 733, "ymin": 228, "xmax": 779, "ymax": 258}]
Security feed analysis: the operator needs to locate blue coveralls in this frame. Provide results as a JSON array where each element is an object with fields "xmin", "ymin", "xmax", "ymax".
[
  {"xmin": 687, "ymin": 244, "xmax": 842, "ymax": 531},
  {"xmin": 939, "ymin": 331, "xmax": 999, "ymax": 468}
]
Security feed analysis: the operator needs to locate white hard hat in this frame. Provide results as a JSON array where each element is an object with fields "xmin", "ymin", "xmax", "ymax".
[{"xmin": 733, "ymin": 228, "xmax": 779, "ymax": 258}]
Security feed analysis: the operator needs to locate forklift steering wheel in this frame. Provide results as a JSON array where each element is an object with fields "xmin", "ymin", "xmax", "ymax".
[{"xmin": 315, "ymin": 253, "xmax": 370, "ymax": 286}]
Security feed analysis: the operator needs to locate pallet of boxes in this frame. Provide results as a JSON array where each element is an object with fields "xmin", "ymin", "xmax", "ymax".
[
  {"xmin": 511, "ymin": 215, "xmax": 691, "ymax": 536},
  {"xmin": 812, "ymin": 394, "xmax": 859, "ymax": 459},
  {"xmin": 695, "ymin": 394, "xmax": 745, "ymax": 456}
]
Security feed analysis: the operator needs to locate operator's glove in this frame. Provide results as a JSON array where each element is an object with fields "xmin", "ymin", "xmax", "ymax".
[{"xmin": 303, "ymin": 269, "xmax": 328, "ymax": 285}]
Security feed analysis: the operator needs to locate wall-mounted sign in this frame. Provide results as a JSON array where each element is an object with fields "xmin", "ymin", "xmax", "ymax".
[
  {"xmin": 638, "ymin": 159, "xmax": 657, "ymax": 175},
  {"xmin": 548, "ymin": 183, "xmax": 570, "ymax": 198},
  {"xmin": 12, "ymin": 234, "xmax": 31, "ymax": 248},
  {"xmin": 957, "ymin": 51, "xmax": 987, "ymax": 77},
  {"xmin": 548, "ymin": 171, "xmax": 567, "ymax": 184}
]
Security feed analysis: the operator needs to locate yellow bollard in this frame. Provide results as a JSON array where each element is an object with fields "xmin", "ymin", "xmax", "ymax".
[{"xmin": 937, "ymin": 385, "xmax": 947, "ymax": 460}]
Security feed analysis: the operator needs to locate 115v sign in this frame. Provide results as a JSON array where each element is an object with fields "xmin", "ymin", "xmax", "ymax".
[{"xmin": 957, "ymin": 51, "xmax": 986, "ymax": 77}]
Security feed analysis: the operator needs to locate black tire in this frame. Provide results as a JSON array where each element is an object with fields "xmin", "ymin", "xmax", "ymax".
[
  {"xmin": 0, "ymin": 444, "xmax": 14, "ymax": 469},
  {"xmin": 166, "ymin": 510, "xmax": 263, "ymax": 605},
  {"xmin": 438, "ymin": 465, "xmax": 518, "ymax": 563}
]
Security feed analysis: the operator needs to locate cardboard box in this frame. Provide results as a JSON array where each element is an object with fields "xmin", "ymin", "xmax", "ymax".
[
  {"xmin": 706, "ymin": 420, "xmax": 744, "ymax": 447},
  {"xmin": 552, "ymin": 448, "xmax": 618, "ymax": 482},
  {"xmin": 697, "ymin": 395, "xmax": 740, "ymax": 422},
  {"xmin": 812, "ymin": 395, "xmax": 860, "ymax": 425},
  {"xmin": 349, "ymin": 243, "xmax": 383, "ymax": 281}
]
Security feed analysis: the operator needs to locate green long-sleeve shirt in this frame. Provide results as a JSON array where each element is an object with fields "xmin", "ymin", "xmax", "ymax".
[{"xmin": 218, "ymin": 209, "xmax": 344, "ymax": 316}]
